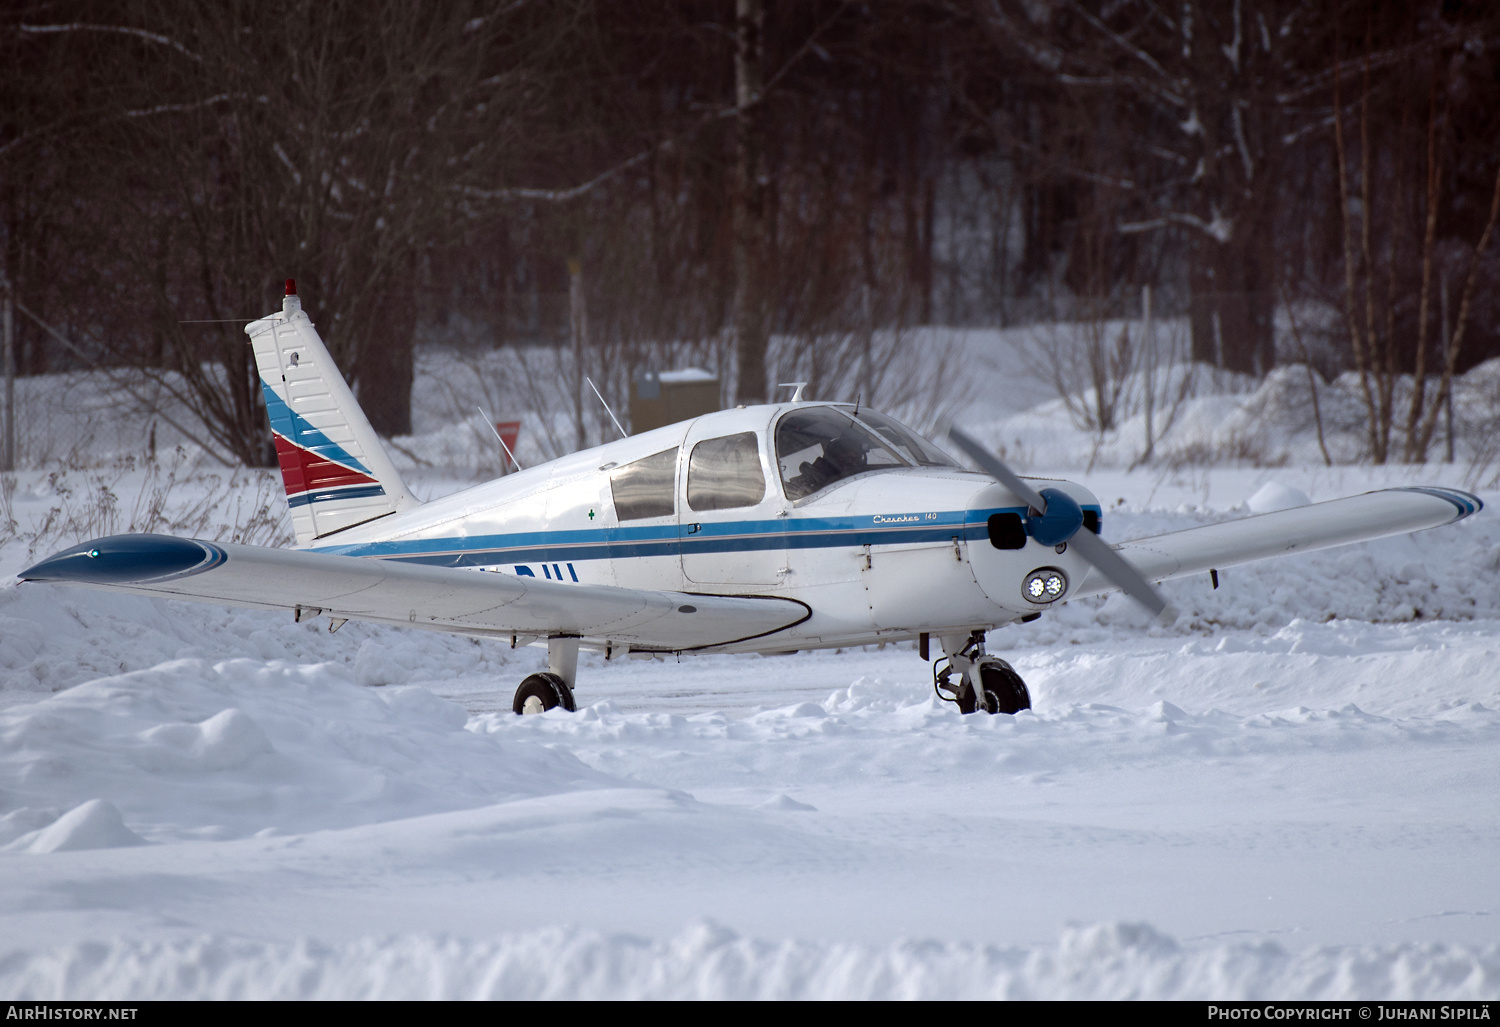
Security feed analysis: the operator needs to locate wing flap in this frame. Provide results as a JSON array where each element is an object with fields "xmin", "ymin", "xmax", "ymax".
[
  {"xmin": 19, "ymin": 535, "xmax": 807, "ymax": 651},
  {"xmin": 1072, "ymin": 487, "xmax": 1481, "ymax": 598}
]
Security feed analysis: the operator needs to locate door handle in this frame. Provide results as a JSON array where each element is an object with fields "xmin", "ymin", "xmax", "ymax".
[{"xmin": 686, "ymin": 523, "xmax": 701, "ymax": 535}]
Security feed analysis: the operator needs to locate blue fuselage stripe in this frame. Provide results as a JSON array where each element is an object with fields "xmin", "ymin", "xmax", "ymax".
[{"xmin": 309, "ymin": 506, "xmax": 1104, "ymax": 568}]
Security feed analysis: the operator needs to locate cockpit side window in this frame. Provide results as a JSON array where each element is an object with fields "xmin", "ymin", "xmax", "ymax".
[
  {"xmin": 687, "ymin": 433, "xmax": 766, "ymax": 511},
  {"xmin": 850, "ymin": 409, "xmax": 958, "ymax": 468},
  {"xmin": 775, "ymin": 408, "xmax": 907, "ymax": 501},
  {"xmin": 610, "ymin": 448, "xmax": 677, "ymax": 520}
]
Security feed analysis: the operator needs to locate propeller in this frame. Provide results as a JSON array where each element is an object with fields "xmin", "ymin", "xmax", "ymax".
[{"xmin": 947, "ymin": 427, "xmax": 1177, "ymax": 625}]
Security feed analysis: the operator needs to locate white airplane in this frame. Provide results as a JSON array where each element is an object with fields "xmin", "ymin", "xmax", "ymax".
[{"xmin": 18, "ymin": 283, "xmax": 1484, "ymax": 715}]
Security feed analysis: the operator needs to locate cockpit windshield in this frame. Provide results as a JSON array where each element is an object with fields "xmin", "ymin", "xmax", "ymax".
[
  {"xmin": 775, "ymin": 407, "xmax": 907, "ymax": 500},
  {"xmin": 849, "ymin": 409, "xmax": 958, "ymax": 468}
]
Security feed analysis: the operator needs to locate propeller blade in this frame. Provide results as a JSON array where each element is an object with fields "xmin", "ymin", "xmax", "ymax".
[
  {"xmin": 947, "ymin": 428, "xmax": 1049, "ymax": 513},
  {"xmin": 1066, "ymin": 527, "xmax": 1178, "ymax": 625},
  {"xmin": 948, "ymin": 427, "xmax": 1177, "ymax": 625}
]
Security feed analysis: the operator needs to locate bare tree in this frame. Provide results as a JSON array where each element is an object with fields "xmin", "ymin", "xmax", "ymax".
[
  {"xmin": 4, "ymin": 1, "xmax": 584, "ymax": 463},
  {"xmin": 9, "ymin": 0, "xmax": 1500, "ymax": 476},
  {"xmin": 971, "ymin": 1, "xmax": 1379, "ymax": 375},
  {"xmin": 1325, "ymin": 7, "xmax": 1500, "ymax": 463},
  {"xmin": 733, "ymin": 0, "xmax": 770, "ymax": 405}
]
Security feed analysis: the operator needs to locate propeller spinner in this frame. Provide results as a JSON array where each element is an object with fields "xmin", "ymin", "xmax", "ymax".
[{"xmin": 947, "ymin": 428, "xmax": 1177, "ymax": 625}]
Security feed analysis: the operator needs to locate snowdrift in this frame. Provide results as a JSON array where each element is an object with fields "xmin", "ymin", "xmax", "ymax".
[{"xmin": 4, "ymin": 921, "xmax": 1497, "ymax": 1000}]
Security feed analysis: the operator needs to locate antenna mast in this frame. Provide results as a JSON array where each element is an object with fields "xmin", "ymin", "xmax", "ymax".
[
  {"xmin": 586, "ymin": 377, "xmax": 627, "ymax": 438},
  {"xmin": 476, "ymin": 406, "xmax": 523, "ymax": 470}
]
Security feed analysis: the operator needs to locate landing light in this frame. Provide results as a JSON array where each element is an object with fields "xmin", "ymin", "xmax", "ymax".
[{"xmin": 1023, "ymin": 568, "xmax": 1067, "ymax": 604}]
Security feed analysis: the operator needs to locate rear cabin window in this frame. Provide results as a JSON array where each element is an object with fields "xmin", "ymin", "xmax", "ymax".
[
  {"xmin": 687, "ymin": 433, "xmax": 766, "ymax": 511},
  {"xmin": 775, "ymin": 408, "xmax": 907, "ymax": 501},
  {"xmin": 610, "ymin": 448, "xmax": 677, "ymax": 520}
]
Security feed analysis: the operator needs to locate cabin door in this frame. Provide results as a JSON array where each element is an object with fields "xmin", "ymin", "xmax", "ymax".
[{"xmin": 678, "ymin": 418, "xmax": 786, "ymax": 588}]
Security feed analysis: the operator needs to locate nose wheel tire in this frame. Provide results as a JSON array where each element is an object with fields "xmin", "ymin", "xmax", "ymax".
[
  {"xmin": 512, "ymin": 672, "xmax": 577, "ymax": 715},
  {"xmin": 954, "ymin": 679, "xmax": 989, "ymax": 715},
  {"xmin": 976, "ymin": 658, "xmax": 1030, "ymax": 714},
  {"xmin": 940, "ymin": 656, "xmax": 1031, "ymax": 715}
]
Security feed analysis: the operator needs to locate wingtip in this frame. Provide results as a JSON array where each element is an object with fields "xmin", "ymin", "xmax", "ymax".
[
  {"xmin": 20, "ymin": 535, "xmax": 226, "ymax": 585},
  {"xmin": 1390, "ymin": 487, "xmax": 1484, "ymax": 521}
]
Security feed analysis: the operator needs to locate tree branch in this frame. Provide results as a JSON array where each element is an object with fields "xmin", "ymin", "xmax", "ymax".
[{"xmin": 18, "ymin": 22, "xmax": 202, "ymax": 62}]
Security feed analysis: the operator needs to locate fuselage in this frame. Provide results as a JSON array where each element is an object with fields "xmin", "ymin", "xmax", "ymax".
[{"xmin": 308, "ymin": 402, "xmax": 1102, "ymax": 653}]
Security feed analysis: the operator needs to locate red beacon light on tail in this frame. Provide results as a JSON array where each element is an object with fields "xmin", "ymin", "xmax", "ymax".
[{"xmin": 282, "ymin": 278, "xmax": 301, "ymax": 316}]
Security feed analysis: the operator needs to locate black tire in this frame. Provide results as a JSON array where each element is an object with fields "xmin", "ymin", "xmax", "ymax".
[
  {"xmin": 955, "ymin": 677, "xmax": 979, "ymax": 714},
  {"xmin": 977, "ymin": 659, "xmax": 1031, "ymax": 714},
  {"xmin": 956, "ymin": 679, "xmax": 1004, "ymax": 715},
  {"xmin": 512, "ymin": 672, "xmax": 577, "ymax": 715}
]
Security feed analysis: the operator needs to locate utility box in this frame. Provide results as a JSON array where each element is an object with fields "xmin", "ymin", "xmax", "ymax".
[{"xmin": 630, "ymin": 368, "xmax": 720, "ymax": 433}]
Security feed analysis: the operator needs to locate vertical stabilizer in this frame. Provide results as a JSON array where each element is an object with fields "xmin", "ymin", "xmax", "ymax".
[{"xmin": 246, "ymin": 280, "xmax": 418, "ymax": 544}]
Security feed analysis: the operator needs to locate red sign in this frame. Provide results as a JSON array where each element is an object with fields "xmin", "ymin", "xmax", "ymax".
[{"xmin": 495, "ymin": 420, "xmax": 521, "ymax": 469}]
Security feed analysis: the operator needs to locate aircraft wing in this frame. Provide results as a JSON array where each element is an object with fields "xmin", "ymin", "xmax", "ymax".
[
  {"xmin": 1071, "ymin": 486, "xmax": 1481, "ymax": 599},
  {"xmin": 18, "ymin": 535, "xmax": 808, "ymax": 651}
]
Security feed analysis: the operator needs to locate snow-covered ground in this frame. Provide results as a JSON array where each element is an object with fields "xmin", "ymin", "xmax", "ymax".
[{"xmin": 0, "ymin": 337, "xmax": 1498, "ymax": 999}]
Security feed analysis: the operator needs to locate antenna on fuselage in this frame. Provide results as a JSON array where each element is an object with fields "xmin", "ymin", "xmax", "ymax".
[
  {"xmin": 586, "ymin": 376, "xmax": 628, "ymax": 439},
  {"xmin": 778, "ymin": 382, "xmax": 809, "ymax": 402},
  {"xmin": 476, "ymin": 406, "xmax": 524, "ymax": 470}
]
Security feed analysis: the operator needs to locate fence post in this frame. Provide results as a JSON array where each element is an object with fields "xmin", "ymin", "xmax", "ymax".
[
  {"xmin": 1, "ymin": 273, "xmax": 14, "ymax": 473},
  {"xmin": 1441, "ymin": 271, "xmax": 1453, "ymax": 464},
  {"xmin": 569, "ymin": 257, "xmax": 587, "ymax": 452},
  {"xmin": 1141, "ymin": 284, "xmax": 1154, "ymax": 465},
  {"xmin": 860, "ymin": 281, "xmax": 873, "ymax": 405}
]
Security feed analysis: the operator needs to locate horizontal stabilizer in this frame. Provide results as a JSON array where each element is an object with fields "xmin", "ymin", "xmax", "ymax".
[{"xmin": 19, "ymin": 535, "xmax": 808, "ymax": 652}]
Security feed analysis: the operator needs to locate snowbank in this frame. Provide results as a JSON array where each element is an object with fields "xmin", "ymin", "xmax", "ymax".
[
  {"xmin": 0, "ymin": 657, "xmax": 606, "ymax": 843},
  {"xmin": 1, "ymin": 920, "xmax": 1495, "ymax": 999},
  {"xmin": 980, "ymin": 357, "xmax": 1500, "ymax": 474}
]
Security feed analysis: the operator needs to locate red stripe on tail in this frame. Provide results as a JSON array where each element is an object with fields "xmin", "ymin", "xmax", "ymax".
[{"xmin": 273, "ymin": 433, "xmax": 379, "ymax": 497}]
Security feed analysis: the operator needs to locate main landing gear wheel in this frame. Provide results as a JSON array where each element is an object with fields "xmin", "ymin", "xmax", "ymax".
[{"xmin": 512, "ymin": 672, "xmax": 577, "ymax": 715}]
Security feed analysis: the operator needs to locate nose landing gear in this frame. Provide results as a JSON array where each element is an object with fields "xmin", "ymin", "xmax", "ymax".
[{"xmin": 933, "ymin": 631, "xmax": 1031, "ymax": 715}]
